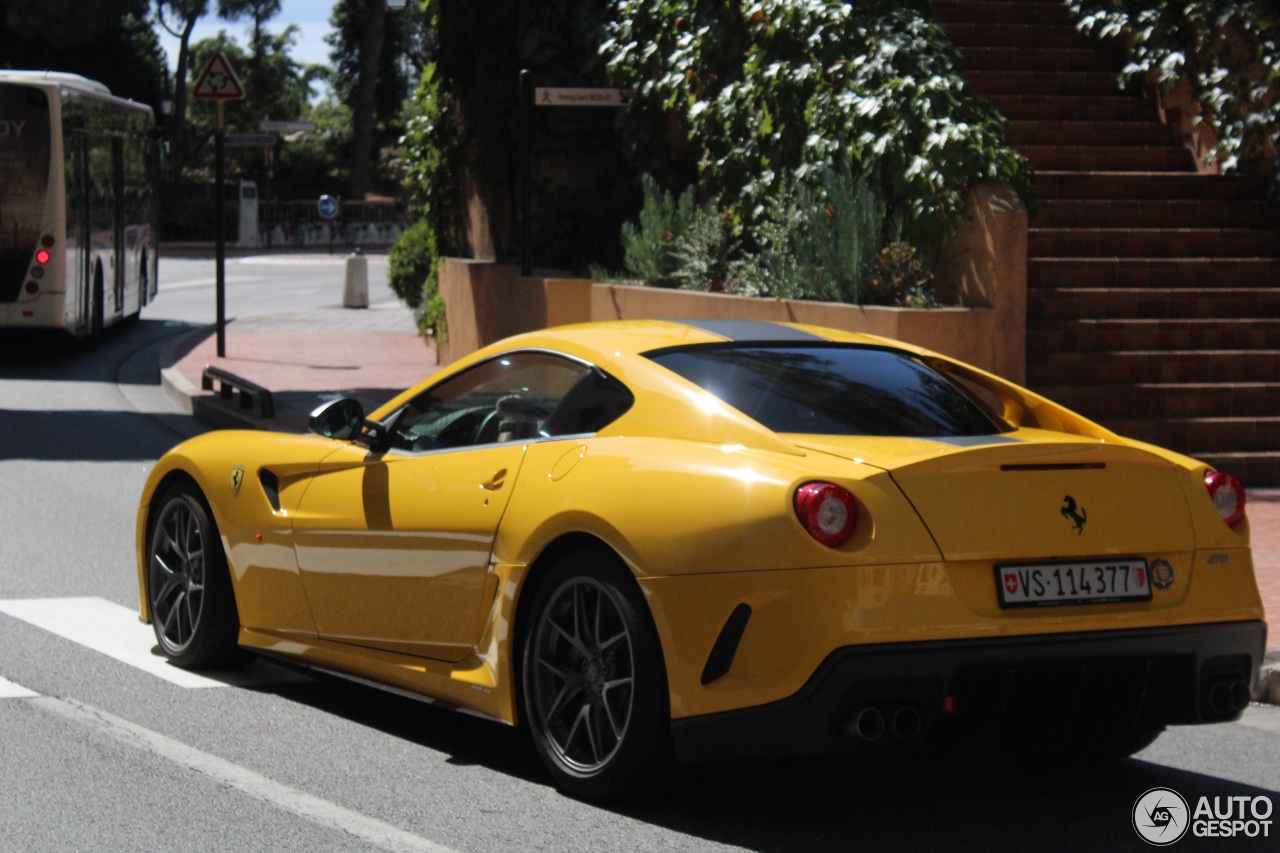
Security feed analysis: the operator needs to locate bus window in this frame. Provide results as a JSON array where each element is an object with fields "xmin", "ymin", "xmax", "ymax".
[{"xmin": 0, "ymin": 85, "xmax": 52, "ymax": 304}]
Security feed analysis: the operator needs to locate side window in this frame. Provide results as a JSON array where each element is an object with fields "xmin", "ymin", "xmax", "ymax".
[
  {"xmin": 541, "ymin": 370, "xmax": 634, "ymax": 436},
  {"xmin": 388, "ymin": 352, "xmax": 590, "ymax": 452}
]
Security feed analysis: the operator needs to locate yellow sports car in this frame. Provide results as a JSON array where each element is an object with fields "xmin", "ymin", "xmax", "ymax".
[{"xmin": 137, "ymin": 319, "xmax": 1265, "ymax": 799}]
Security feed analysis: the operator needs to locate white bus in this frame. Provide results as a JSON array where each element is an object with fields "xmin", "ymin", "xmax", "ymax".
[{"xmin": 0, "ymin": 71, "xmax": 159, "ymax": 341}]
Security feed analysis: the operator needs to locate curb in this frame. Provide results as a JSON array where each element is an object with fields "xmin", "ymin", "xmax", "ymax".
[{"xmin": 158, "ymin": 325, "xmax": 278, "ymax": 432}]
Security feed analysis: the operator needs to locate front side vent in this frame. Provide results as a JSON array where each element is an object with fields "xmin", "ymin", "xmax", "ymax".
[{"xmin": 259, "ymin": 469, "xmax": 281, "ymax": 512}]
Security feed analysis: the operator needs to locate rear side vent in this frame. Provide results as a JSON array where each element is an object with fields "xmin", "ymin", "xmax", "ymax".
[
  {"xmin": 259, "ymin": 469, "xmax": 281, "ymax": 512},
  {"xmin": 700, "ymin": 604, "xmax": 753, "ymax": 685}
]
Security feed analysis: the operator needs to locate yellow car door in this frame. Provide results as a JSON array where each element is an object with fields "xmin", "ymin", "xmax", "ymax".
[
  {"xmin": 292, "ymin": 441, "xmax": 526, "ymax": 662},
  {"xmin": 292, "ymin": 350, "xmax": 599, "ymax": 662}
]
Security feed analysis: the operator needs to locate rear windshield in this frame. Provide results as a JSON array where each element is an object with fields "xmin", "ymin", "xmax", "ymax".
[{"xmin": 647, "ymin": 344, "xmax": 1007, "ymax": 437}]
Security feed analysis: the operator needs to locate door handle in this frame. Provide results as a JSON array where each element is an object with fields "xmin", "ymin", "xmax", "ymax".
[{"xmin": 481, "ymin": 468, "xmax": 508, "ymax": 491}]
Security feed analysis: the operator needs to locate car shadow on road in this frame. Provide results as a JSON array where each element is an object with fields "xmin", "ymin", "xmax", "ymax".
[{"xmin": 244, "ymin": 668, "xmax": 1278, "ymax": 852}]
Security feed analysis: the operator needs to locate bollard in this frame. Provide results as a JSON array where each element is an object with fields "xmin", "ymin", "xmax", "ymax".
[{"xmin": 343, "ymin": 249, "xmax": 369, "ymax": 308}]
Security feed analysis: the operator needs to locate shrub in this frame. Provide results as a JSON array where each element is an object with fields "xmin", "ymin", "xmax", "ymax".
[
  {"xmin": 603, "ymin": 0, "xmax": 1035, "ymax": 245},
  {"xmin": 866, "ymin": 242, "xmax": 938, "ymax": 307},
  {"xmin": 620, "ymin": 175, "xmax": 700, "ymax": 288},
  {"xmin": 387, "ymin": 218, "xmax": 446, "ymax": 337}
]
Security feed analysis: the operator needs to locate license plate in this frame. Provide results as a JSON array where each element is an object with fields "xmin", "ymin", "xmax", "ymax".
[{"xmin": 996, "ymin": 559, "xmax": 1151, "ymax": 608}]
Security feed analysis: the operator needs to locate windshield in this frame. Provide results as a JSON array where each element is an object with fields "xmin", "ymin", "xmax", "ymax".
[
  {"xmin": 647, "ymin": 344, "xmax": 1008, "ymax": 438},
  {"xmin": 0, "ymin": 83, "xmax": 51, "ymax": 302}
]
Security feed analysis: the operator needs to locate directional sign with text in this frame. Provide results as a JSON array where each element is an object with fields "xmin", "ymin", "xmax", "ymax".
[
  {"xmin": 261, "ymin": 120, "xmax": 318, "ymax": 133},
  {"xmin": 534, "ymin": 87, "xmax": 631, "ymax": 107},
  {"xmin": 193, "ymin": 51, "xmax": 245, "ymax": 101}
]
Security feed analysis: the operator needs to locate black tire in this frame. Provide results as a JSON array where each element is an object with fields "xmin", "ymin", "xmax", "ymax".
[
  {"xmin": 146, "ymin": 481, "xmax": 243, "ymax": 669},
  {"xmin": 521, "ymin": 549, "xmax": 672, "ymax": 800}
]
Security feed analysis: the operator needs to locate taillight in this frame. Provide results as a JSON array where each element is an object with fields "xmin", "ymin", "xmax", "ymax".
[
  {"xmin": 35, "ymin": 249, "xmax": 50, "ymax": 264},
  {"xmin": 1205, "ymin": 471, "xmax": 1246, "ymax": 527},
  {"xmin": 794, "ymin": 481, "xmax": 857, "ymax": 546}
]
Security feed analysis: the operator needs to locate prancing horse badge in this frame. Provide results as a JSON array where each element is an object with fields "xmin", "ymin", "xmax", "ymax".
[
  {"xmin": 1061, "ymin": 495, "xmax": 1087, "ymax": 534},
  {"xmin": 230, "ymin": 466, "xmax": 245, "ymax": 497}
]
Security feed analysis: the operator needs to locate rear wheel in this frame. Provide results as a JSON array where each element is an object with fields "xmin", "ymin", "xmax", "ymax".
[
  {"xmin": 522, "ymin": 550, "xmax": 672, "ymax": 800},
  {"xmin": 146, "ymin": 482, "xmax": 242, "ymax": 669}
]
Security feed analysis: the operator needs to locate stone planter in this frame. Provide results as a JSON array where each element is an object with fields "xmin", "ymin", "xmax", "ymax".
[{"xmin": 438, "ymin": 184, "xmax": 1027, "ymax": 382}]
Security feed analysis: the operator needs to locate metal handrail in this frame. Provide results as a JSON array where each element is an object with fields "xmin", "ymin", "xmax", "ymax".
[{"xmin": 201, "ymin": 365, "xmax": 275, "ymax": 418}]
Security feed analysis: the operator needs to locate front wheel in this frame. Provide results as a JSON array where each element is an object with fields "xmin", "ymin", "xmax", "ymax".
[
  {"xmin": 522, "ymin": 550, "xmax": 672, "ymax": 800},
  {"xmin": 146, "ymin": 482, "xmax": 242, "ymax": 669}
]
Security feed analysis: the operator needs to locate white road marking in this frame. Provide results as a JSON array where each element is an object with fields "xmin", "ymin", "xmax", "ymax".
[
  {"xmin": 0, "ymin": 675, "xmax": 38, "ymax": 698},
  {"xmin": 33, "ymin": 695, "xmax": 459, "ymax": 853},
  {"xmin": 0, "ymin": 597, "xmax": 225, "ymax": 689},
  {"xmin": 158, "ymin": 275, "xmax": 274, "ymax": 292}
]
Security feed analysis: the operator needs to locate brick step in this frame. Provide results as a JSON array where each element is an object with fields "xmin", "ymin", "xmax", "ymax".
[
  {"xmin": 945, "ymin": 22, "xmax": 1102, "ymax": 50},
  {"xmin": 1035, "ymin": 199, "xmax": 1280, "ymax": 229},
  {"xmin": 1100, "ymin": 417, "xmax": 1280, "ymax": 455},
  {"xmin": 1030, "ymin": 257, "xmax": 1280, "ymax": 289},
  {"xmin": 1192, "ymin": 452, "xmax": 1280, "ymax": 487},
  {"xmin": 1027, "ymin": 318, "xmax": 1280, "ymax": 353},
  {"xmin": 964, "ymin": 70, "xmax": 1127, "ymax": 97},
  {"xmin": 1035, "ymin": 171, "xmax": 1270, "ymax": 200},
  {"xmin": 987, "ymin": 94, "xmax": 1157, "ymax": 122},
  {"xmin": 1029, "ymin": 227, "xmax": 1280, "ymax": 258},
  {"xmin": 1028, "ymin": 288, "xmax": 1280, "ymax": 321},
  {"xmin": 1034, "ymin": 383, "xmax": 1280, "ymax": 420},
  {"xmin": 1026, "ymin": 350, "xmax": 1280, "ymax": 385},
  {"xmin": 1020, "ymin": 145, "xmax": 1192, "ymax": 172},
  {"xmin": 959, "ymin": 47, "xmax": 1121, "ymax": 72},
  {"xmin": 934, "ymin": 0, "xmax": 1074, "ymax": 26},
  {"xmin": 1010, "ymin": 120, "xmax": 1178, "ymax": 147}
]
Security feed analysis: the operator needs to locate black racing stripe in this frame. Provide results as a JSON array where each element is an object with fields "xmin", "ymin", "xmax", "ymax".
[{"xmin": 674, "ymin": 319, "xmax": 828, "ymax": 342}]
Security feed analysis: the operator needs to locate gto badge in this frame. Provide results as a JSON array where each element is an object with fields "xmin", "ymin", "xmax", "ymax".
[
  {"xmin": 1151, "ymin": 559, "xmax": 1175, "ymax": 590},
  {"xmin": 1061, "ymin": 495, "xmax": 1087, "ymax": 534},
  {"xmin": 230, "ymin": 466, "xmax": 245, "ymax": 497}
]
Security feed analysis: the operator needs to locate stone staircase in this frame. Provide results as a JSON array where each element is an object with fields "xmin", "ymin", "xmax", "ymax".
[{"xmin": 934, "ymin": 0, "xmax": 1280, "ymax": 487}]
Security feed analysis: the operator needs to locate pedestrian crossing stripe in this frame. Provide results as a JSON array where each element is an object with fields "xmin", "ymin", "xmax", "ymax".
[
  {"xmin": 0, "ymin": 597, "xmax": 303, "ymax": 690},
  {"xmin": 0, "ymin": 674, "xmax": 37, "ymax": 698}
]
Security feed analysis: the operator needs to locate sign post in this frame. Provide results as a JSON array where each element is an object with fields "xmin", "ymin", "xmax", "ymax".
[
  {"xmin": 193, "ymin": 51, "xmax": 246, "ymax": 358},
  {"xmin": 317, "ymin": 194, "xmax": 339, "ymax": 255},
  {"xmin": 520, "ymin": 81, "xmax": 632, "ymax": 275}
]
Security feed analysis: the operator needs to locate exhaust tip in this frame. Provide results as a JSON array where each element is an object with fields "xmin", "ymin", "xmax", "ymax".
[
  {"xmin": 851, "ymin": 707, "xmax": 885, "ymax": 742},
  {"xmin": 1230, "ymin": 680, "xmax": 1251, "ymax": 712},
  {"xmin": 1209, "ymin": 682, "xmax": 1232, "ymax": 715},
  {"xmin": 893, "ymin": 705, "xmax": 922, "ymax": 740}
]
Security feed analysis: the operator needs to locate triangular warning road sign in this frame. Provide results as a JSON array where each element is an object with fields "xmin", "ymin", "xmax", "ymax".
[{"xmin": 193, "ymin": 51, "xmax": 245, "ymax": 100}]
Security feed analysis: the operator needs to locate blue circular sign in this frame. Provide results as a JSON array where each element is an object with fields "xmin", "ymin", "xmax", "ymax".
[{"xmin": 317, "ymin": 194, "xmax": 339, "ymax": 220}]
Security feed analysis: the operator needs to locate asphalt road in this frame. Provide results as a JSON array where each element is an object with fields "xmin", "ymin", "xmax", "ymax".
[{"xmin": 0, "ymin": 256, "xmax": 1277, "ymax": 852}]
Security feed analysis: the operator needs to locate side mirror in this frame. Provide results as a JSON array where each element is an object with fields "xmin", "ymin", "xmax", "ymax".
[{"xmin": 308, "ymin": 397, "xmax": 366, "ymax": 440}]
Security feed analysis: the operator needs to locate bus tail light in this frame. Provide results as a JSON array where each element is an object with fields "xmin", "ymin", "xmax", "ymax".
[
  {"xmin": 24, "ymin": 281, "xmax": 39, "ymax": 295},
  {"xmin": 35, "ymin": 249, "xmax": 50, "ymax": 264}
]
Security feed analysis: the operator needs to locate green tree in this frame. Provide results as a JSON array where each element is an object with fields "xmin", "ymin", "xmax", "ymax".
[
  {"xmin": 328, "ymin": 0, "xmax": 432, "ymax": 198},
  {"xmin": 155, "ymin": 0, "xmax": 213, "ymax": 175},
  {"xmin": 0, "ymin": 0, "xmax": 167, "ymax": 106}
]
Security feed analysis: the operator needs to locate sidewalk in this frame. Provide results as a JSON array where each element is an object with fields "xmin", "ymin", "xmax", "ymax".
[{"xmin": 158, "ymin": 305, "xmax": 1280, "ymax": 700}]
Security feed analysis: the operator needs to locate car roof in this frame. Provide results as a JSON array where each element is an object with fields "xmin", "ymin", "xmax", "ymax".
[{"xmin": 471, "ymin": 319, "xmax": 919, "ymax": 368}]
